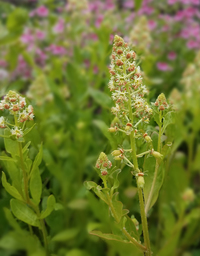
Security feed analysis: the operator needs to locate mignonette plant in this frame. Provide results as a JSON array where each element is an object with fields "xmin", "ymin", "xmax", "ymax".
[
  {"xmin": 85, "ymin": 36, "xmax": 176, "ymax": 256},
  {"xmin": 0, "ymin": 90, "xmax": 56, "ymax": 256}
]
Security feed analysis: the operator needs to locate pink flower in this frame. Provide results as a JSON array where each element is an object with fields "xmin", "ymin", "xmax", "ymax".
[
  {"xmin": 0, "ymin": 60, "xmax": 7, "ymax": 68},
  {"xmin": 123, "ymin": 0, "xmax": 134, "ymax": 8},
  {"xmin": 157, "ymin": 62, "xmax": 172, "ymax": 71},
  {"xmin": 36, "ymin": 6, "xmax": 48, "ymax": 17},
  {"xmin": 21, "ymin": 30, "xmax": 34, "ymax": 44},
  {"xmin": 187, "ymin": 40, "xmax": 198, "ymax": 49},
  {"xmin": 168, "ymin": 52, "xmax": 177, "ymax": 60},
  {"xmin": 46, "ymin": 45, "xmax": 66, "ymax": 55},
  {"xmin": 35, "ymin": 30, "xmax": 46, "ymax": 40},
  {"xmin": 191, "ymin": 0, "xmax": 200, "ymax": 5},
  {"xmin": 148, "ymin": 20, "xmax": 157, "ymax": 30},
  {"xmin": 95, "ymin": 14, "xmax": 104, "ymax": 28},
  {"xmin": 53, "ymin": 18, "xmax": 65, "ymax": 34}
]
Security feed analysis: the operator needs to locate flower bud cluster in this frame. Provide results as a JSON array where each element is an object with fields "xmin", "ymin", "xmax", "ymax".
[
  {"xmin": 181, "ymin": 51, "xmax": 200, "ymax": 98},
  {"xmin": 95, "ymin": 152, "xmax": 112, "ymax": 176},
  {"xmin": 0, "ymin": 90, "xmax": 34, "ymax": 123},
  {"xmin": 109, "ymin": 35, "xmax": 152, "ymax": 127},
  {"xmin": 129, "ymin": 16, "xmax": 152, "ymax": 54},
  {"xmin": 26, "ymin": 75, "xmax": 53, "ymax": 106},
  {"xmin": 154, "ymin": 93, "xmax": 169, "ymax": 111}
]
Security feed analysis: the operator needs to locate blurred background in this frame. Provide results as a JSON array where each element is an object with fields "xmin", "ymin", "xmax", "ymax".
[{"xmin": 0, "ymin": 0, "xmax": 200, "ymax": 255}]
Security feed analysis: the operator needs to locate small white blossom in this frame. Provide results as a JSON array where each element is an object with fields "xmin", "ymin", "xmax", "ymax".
[
  {"xmin": 11, "ymin": 127, "xmax": 23, "ymax": 138},
  {"xmin": 0, "ymin": 116, "xmax": 6, "ymax": 128}
]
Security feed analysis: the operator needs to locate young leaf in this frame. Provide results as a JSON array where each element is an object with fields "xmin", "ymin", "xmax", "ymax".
[
  {"xmin": 10, "ymin": 199, "xmax": 40, "ymax": 227},
  {"xmin": 30, "ymin": 143, "xmax": 43, "ymax": 177},
  {"xmin": 88, "ymin": 88, "xmax": 113, "ymax": 109},
  {"xmin": 30, "ymin": 167, "xmax": 42, "ymax": 205},
  {"xmin": 84, "ymin": 181, "xmax": 109, "ymax": 205},
  {"xmin": 111, "ymin": 193, "xmax": 127, "ymax": 223},
  {"xmin": 4, "ymin": 129, "xmax": 19, "ymax": 157},
  {"xmin": 40, "ymin": 195, "xmax": 56, "ymax": 219},
  {"xmin": 162, "ymin": 111, "xmax": 175, "ymax": 133},
  {"xmin": 2, "ymin": 172, "xmax": 23, "ymax": 201},
  {"xmin": 143, "ymin": 157, "xmax": 165, "ymax": 213},
  {"xmin": 51, "ymin": 228, "xmax": 79, "ymax": 242},
  {"xmin": 0, "ymin": 156, "xmax": 16, "ymax": 162},
  {"xmin": 3, "ymin": 207, "xmax": 22, "ymax": 232},
  {"xmin": 22, "ymin": 141, "xmax": 31, "ymax": 154},
  {"xmin": 23, "ymin": 123, "xmax": 36, "ymax": 137}
]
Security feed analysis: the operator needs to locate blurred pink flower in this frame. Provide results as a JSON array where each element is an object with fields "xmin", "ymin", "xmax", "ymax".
[
  {"xmin": 186, "ymin": 40, "xmax": 198, "ymax": 49},
  {"xmin": 21, "ymin": 30, "xmax": 34, "ymax": 44},
  {"xmin": 53, "ymin": 18, "xmax": 65, "ymax": 34},
  {"xmin": 35, "ymin": 30, "xmax": 46, "ymax": 40},
  {"xmin": 168, "ymin": 52, "xmax": 177, "ymax": 60},
  {"xmin": 36, "ymin": 6, "xmax": 49, "ymax": 17},
  {"xmin": 0, "ymin": 60, "xmax": 7, "ymax": 68},
  {"xmin": 123, "ymin": 0, "xmax": 134, "ymax": 8},
  {"xmin": 46, "ymin": 45, "xmax": 66, "ymax": 55},
  {"xmin": 191, "ymin": 0, "xmax": 200, "ymax": 4},
  {"xmin": 109, "ymin": 34, "xmax": 114, "ymax": 44},
  {"xmin": 148, "ymin": 20, "xmax": 157, "ymax": 30},
  {"xmin": 93, "ymin": 65, "xmax": 99, "ymax": 74},
  {"xmin": 157, "ymin": 62, "xmax": 172, "ymax": 71},
  {"xmin": 95, "ymin": 14, "xmax": 104, "ymax": 27},
  {"xmin": 174, "ymin": 11, "xmax": 184, "ymax": 21}
]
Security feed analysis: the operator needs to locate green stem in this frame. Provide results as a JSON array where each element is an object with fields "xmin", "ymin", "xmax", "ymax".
[
  {"xmin": 18, "ymin": 142, "xmax": 29, "ymax": 202},
  {"xmin": 122, "ymin": 228, "xmax": 147, "ymax": 252},
  {"xmin": 124, "ymin": 67, "xmax": 151, "ymax": 255},
  {"xmin": 138, "ymin": 188, "xmax": 151, "ymax": 256},
  {"xmin": 145, "ymin": 111, "xmax": 162, "ymax": 215}
]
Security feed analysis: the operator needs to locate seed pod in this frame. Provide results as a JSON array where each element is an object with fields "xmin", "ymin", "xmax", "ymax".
[
  {"xmin": 108, "ymin": 127, "xmax": 117, "ymax": 132},
  {"xmin": 151, "ymin": 149, "xmax": 163, "ymax": 159},
  {"xmin": 137, "ymin": 176, "xmax": 145, "ymax": 188},
  {"xmin": 111, "ymin": 150, "xmax": 121, "ymax": 156},
  {"xmin": 145, "ymin": 135, "xmax": 152, "ymax": 143}
]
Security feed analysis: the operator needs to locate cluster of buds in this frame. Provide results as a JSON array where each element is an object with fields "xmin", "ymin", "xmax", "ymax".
[
  {"xmin": 26, "ymin": 75, "xmax": 53, "ymax": 106},
  {"xmin": 154, "ymin": 93, "xmax": 169, "ymax": 111},
  {"xmin": 0, "ymin": 91, "xmax": 34, "ymax": 123},
  {"xmin": 95, "ymin": 152, "xmax": 112, "ymax": 176},
  {"xmin": 129, "ymin": 16, "xmax": 152, "ymax": 55},
  {"xmin": 0, "ymin": 91, "xmax": 34, "ymax": 138},
  {"xmin": 109, "ymin": 35, "xmax": 152, "ymax": 128}
]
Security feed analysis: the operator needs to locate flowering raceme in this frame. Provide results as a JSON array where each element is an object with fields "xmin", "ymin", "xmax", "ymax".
[
  {"xmin": 0, "ymin": 90, "xmax": 34, "ymax": 138},
  {"xmin": 109, "ymin": 35, "xmax": 152, "ymax": 131}
]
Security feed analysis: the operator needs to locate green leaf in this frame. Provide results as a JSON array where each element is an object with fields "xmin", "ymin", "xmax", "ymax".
[
  {"xmin": 30, "ymin": 168, "xmax": 42, "ymax": 205},
  {"xmin": 31, "ymin": 143, "xmax": 43, "ymax": 174},
  {"xmin": 84, "ymin": 181, "xmax": 109, "ymax": 205},
  {"xmin": 90, "ymin": 230, "xmax": 124, "ymax": 242},
  {"xmin": 2, "ymin": 172, "xmax": 23, "ymax": 201},
  {"xmin": 4, "ymin": 129, "xmax": 19, "ymax": 157},
  {"xmin": 40, "ymin": 195, "xmax": 56, "ymax": 219},
  {"xmin": 93, "ymin": 120, "xmax": 117, "ymax": 149},
  {"xmin": 111, "ymin": 193, "xmax": 127, "ymax": 223},
  {"xmin": 52, "ymin": 228, "xmax": 79, "ymax": 242},
  {"xmin": 0, "ymin": 156, "xmax": 16, "ymax": 162},
  {"xmin": 22, "ymin": 141, "xmax": 31, "ymax": 154},
  {"xmin": 110, "ymin": 169, "xmax": 121, "ymax": 195},
  {"xmin": 10, "ymin": 199, "xmax": 40, "ymax": 227},
  {"xmin": 6, "ymin": 8, "xmax": 28, "ymax": 32},
  {"xmin": 3, "ymin": 207, "xmax": 22, "ymax": 232},
  {"xmin": 162, "ymin": 111, "xmax": 176, "ymax": 133},
  {"xmin": 88, "ymin": 88, "xmax": 113, "ymax": 109},
  {"xmin": 143, "ymin": 157, "xmax": 165, "ymax": 212},
  {"xmin": 23, "ymin": 123, "xmax": 36, "ymax": 137},
  {"xmin": 134, "ymin": 0, "xmax": 143, "ymax": 10}
]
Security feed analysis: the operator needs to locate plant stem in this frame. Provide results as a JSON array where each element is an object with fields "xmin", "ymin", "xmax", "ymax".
[
  {"xmin": 145, "ymin": 111, "xmax": 162, "ymax": 215},
  {"xmin": 18, "ymin": 142, "xmax": 29, "ymax": 202},
  {"xmin": 138, "ymin": 188, "xmax": 151, "ymax": 256},
  {"xmin": 122, "ymin": 228, "xmax": 147, "ymax": 252},
  {"xmin": 125, "ymin": 75, "xmax": 151, "ymax": 255}
]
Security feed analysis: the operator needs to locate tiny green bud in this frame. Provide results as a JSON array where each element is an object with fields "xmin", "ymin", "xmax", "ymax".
[
  {"xmin": 144, "ymin": 135, "xmax": 152, "ymax": 143},
  {"xmin": 182, "ymin": 188, "xmax": 195, "ymax": 203},
  {"xmin": 111, "ymin": 150, "xmax": 121, "ymax": 156},
  {"xmin": 137, "ymin": 176, "xmax": 145, "ymax": 188},
  {"xmin": 114, "ymin": 155, "xmax": 122, "ymax": 161},
  {"xmin": 108, "ymin": 127, "xmax": 117, "ymax": 132},
  {"xmin": 151, "ymin": 149, "xmax": 163, "ymax": 159}
]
